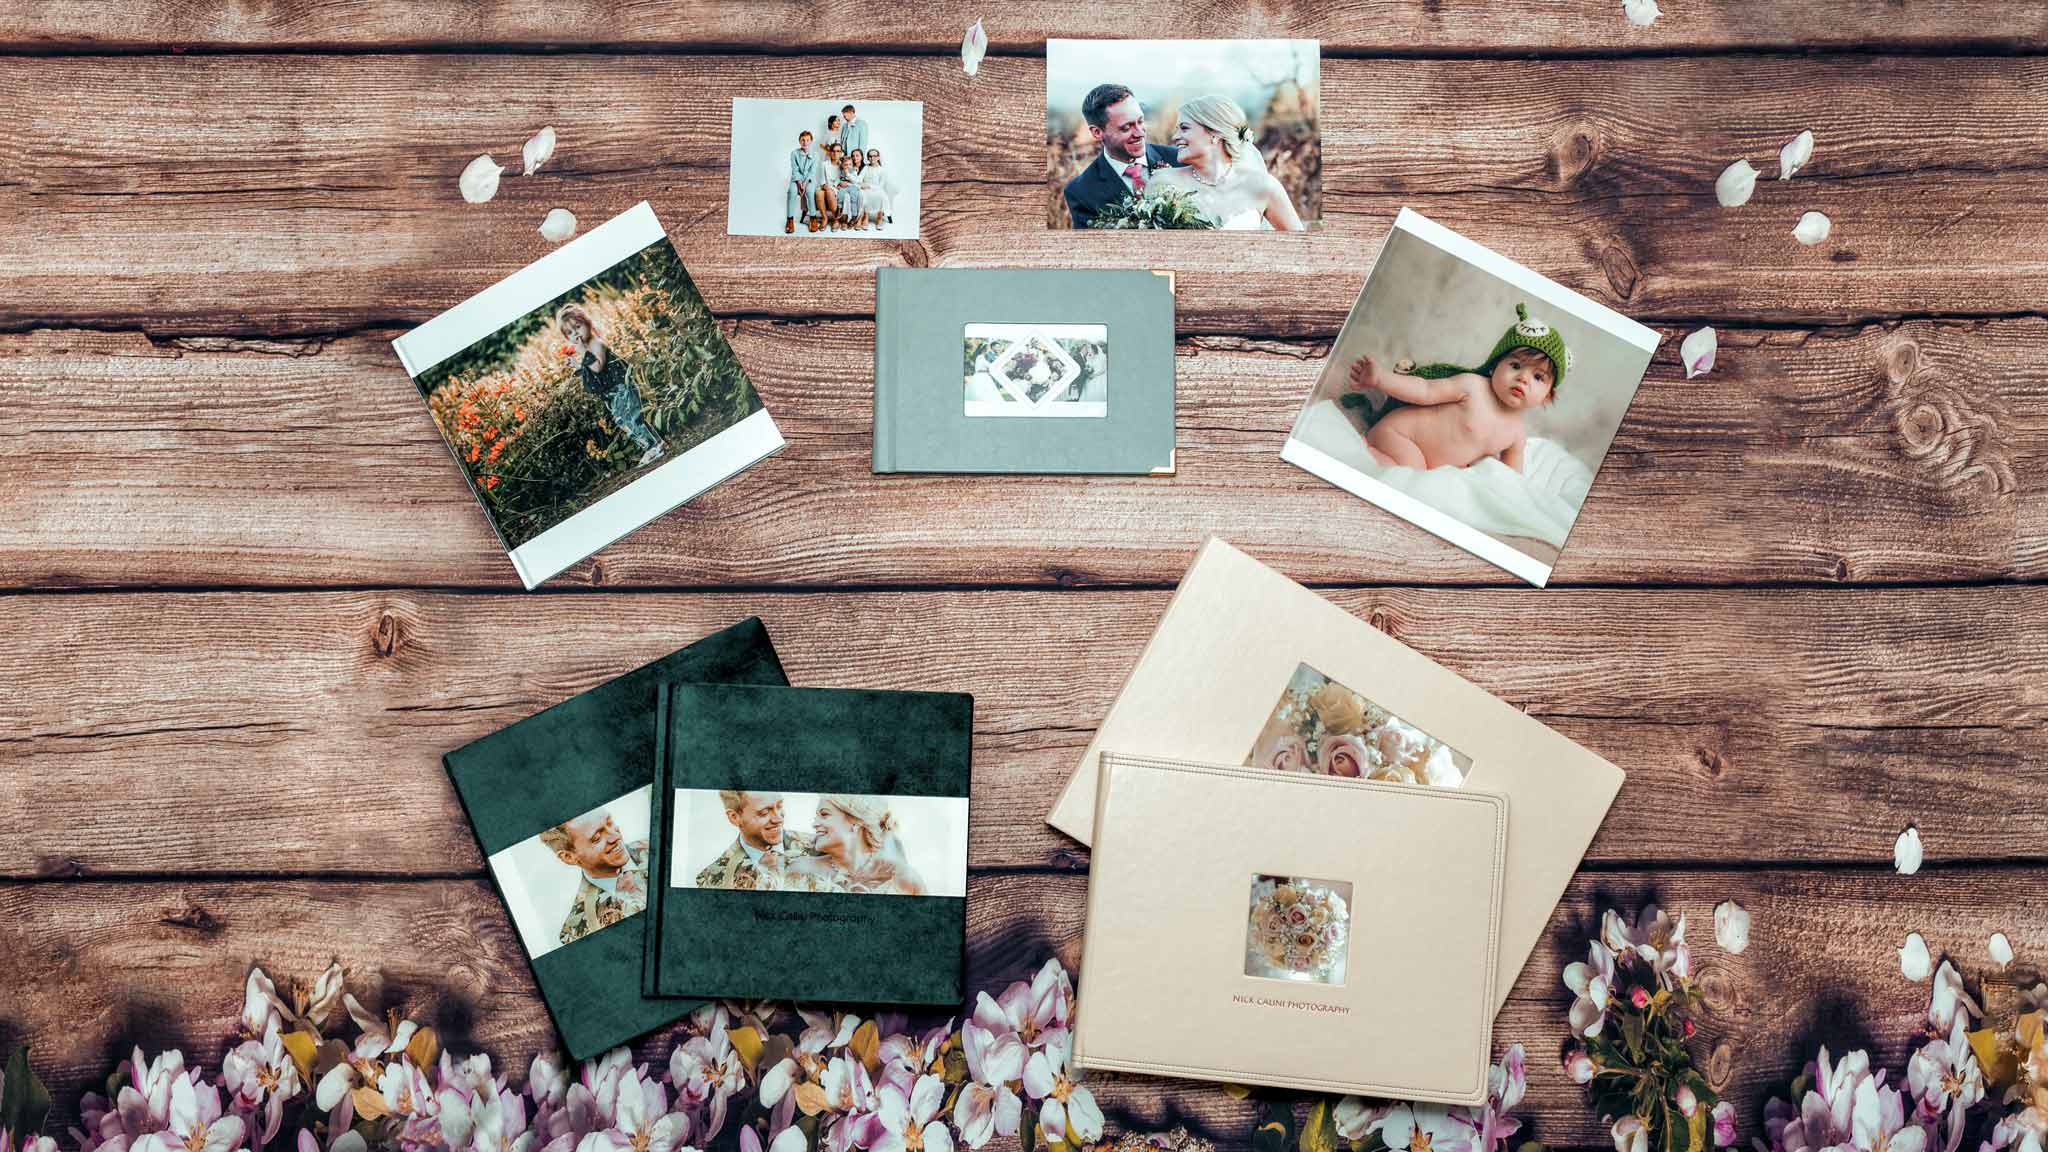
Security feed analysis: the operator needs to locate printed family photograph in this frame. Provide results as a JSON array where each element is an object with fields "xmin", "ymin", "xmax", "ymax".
[
  {"xmin": 1046, "ymin": 38, "xmax": 1320, "ymax": 231},
  {"xmin": 396, "ymin": 203, "xmax": 782, "ymax": 588},
  {"xmin": 727, "ymin": 98, "xmax": 923, "ymax": 238},
  {"xmin": 1249, "ymin": 662, "xmax": 1471, "ymax": 788},
  {"xmin": 672, "ymin": 788, "xmax": 968, "ymax": 897},
  {"xmin": 1283, "ymin": 209, "xmax": 1660, "ymax": 586},
  {"xmin": 487, "ymin": 786, "xmax": 652, "ymax": 959}
]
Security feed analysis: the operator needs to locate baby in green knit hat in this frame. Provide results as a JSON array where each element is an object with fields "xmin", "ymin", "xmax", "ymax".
[{"xmin": 1345, "ymin": 302, "xmax": 1570, "ymax": 474}]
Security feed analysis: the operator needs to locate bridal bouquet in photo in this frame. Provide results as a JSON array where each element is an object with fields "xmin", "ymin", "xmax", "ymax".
[{"xmin": 1085, "ymin": 187, "xmax": 1218, "ymax": 230}]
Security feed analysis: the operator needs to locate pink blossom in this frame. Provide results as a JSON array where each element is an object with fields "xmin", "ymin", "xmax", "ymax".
[
  {"xmin": 970, "ymin": 959, "xmax": 1071, "ymax": 1051},
  {"xmin": 877, "ymin": 1019, "xmax": 953, "ymax": 1100},
  {"xmin": 819, "ymin": 1055, "xmax": 881, "ymax": 1152},
  {"xmin": 1374, "ymin": 1106, "xmax": 1475, "ymax": 1152},
  {"xmin": 1711, "ymin": 1102, "xmax": 1736, "ymax": 1148},
  {"xmin": 669, "ymin": 1008, "xmax": 745, "ymax": 1142},
  {"xmin": 873, "ymin": 1075, "xmax": 953, "ymax": 1152},
  {"xmin": 1021, "ymin": 1031, "xmax": 1103, "ymax": 1145},
  {"xmin": 1565, "ymin": 1050, "xmax": 1598, "ymax": 1085},
  {"xmin": 1564, "ymin": 942, "xmax": 1616, "ymax": 1038},
  {"xmin": 131, "ymin": 1070, "xmax": 246, "ymax": 1152},
  {"xmin": 950, "ymin": 1024, "xmax": 1023, "ymax": 1149}
]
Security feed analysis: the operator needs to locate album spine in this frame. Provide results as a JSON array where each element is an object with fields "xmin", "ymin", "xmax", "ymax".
[
  {"xmin": 643, "ymin": 682, "xmax": 673, "ymax": 998},
  {"xmin": 871, "ymin": 269, "xmax": 894, "ymax": 473}
]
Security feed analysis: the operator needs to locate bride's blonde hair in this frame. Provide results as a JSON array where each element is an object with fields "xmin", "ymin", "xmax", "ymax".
[
  {"xmin": 1178, "ymin": 95, "xmax": 1255, "ymax": 162},
  {"xmin": 822, "ymin": 793, "xmax": 898, "ymax": 852}
]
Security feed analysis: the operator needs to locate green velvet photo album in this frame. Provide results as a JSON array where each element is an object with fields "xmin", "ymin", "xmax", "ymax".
[
  {"xmin": 443, "ymin": 617, "xmax": 789, "ymax": 1060},
  {"xmin": 646, "ymin": 683, "xmax": 973, "ymax": 1005}
]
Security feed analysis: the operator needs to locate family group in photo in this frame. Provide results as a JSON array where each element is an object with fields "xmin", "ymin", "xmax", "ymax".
[
  {"xmin": 542, "ymin": 804, "xmax": 650, "ymax": 946},
  {"xmin": 1062, "ymin": 82, "xmax": 1306, "ymax": 231},
  {"xmin": 695, "ymin": 789, "xmax": 928, "ymax": 894},
  {"xmin": 784, "ymin": 103, "xmax": 899, "ymax": 233}
]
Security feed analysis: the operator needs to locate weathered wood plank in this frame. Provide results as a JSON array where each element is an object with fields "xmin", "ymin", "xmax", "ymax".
[
  {"xmin": 2, "ymin": 319, "xmax": 2041, "ymax": 591},
  {"xmin": 2, "ymin": 587, "xmax": 2042, "ymax": 878},
  {"xmin": 4, "ymin": 56, "xmax": 2047, "ymax": 333},
  {"xmin": 3, "ymin": 869, "xmax": 2040, "ymax": 1148},
  {"xmin": 3, "ymin": 1, "xmax": 2045, "ymax": 54}
]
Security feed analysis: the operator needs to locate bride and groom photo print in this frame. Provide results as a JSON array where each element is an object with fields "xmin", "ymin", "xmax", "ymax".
[
  {"xmin": 726, "ymin": 97, "xmax": 924, "ymax": 239},
  {"xmin": 1046, "ymin": 38, "xmax": 1322, "ymax": 231}
]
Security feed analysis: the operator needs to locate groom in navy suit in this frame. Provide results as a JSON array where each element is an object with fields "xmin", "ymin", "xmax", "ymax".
[{"xmin": 1061, "ymin": 84, "xmax": 1182, "ymax": 229}]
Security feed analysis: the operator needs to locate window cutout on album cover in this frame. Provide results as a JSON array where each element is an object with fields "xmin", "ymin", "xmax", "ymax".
[
  {"xmin": 1246, "ymin": 662, "xmax": 1471, "ymax": 787},
  {"xmin": 1246, "ymin": 874, "xmax": 1352, "ymax": 985},
  {"xmin": 963, "ymin": 323, "xmax": 1108, "ymax": 418}
]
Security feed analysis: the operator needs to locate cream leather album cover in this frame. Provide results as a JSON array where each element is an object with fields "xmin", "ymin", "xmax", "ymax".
[
  {"xmin": 1074, "ymin": 753, "xmax": 1505, "ymax": 1102},
  {"xmin": 1046, "ymin": 537, "xmax": 1624, "ymax": 1014}
]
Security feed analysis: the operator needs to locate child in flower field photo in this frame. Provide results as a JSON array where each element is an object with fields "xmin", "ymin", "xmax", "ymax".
[
  {"xmin": 413, "ymin": 238, "xmax": 765, "ymax": 550},
  {"xmin": 555, "ymin": 302, "xmax": 665, "ymax": 468}
]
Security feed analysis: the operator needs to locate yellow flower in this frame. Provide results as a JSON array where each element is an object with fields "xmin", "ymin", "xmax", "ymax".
[{"xmin": 1308, "ymin": 682, "xmax": 1366, "ymax": 735}]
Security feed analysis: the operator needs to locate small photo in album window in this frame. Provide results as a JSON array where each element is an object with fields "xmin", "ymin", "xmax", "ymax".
[
  {"xmin": 1246, "ymin": 874, "xmax": 1351, "ymax": 985},
  {"xmin": 1247, "ymin": 663, "xmax": 1471, "ymax": 787},
  {"xmin": 963, "ymin": 323, "xmax": 1108, "ymax": 418}
]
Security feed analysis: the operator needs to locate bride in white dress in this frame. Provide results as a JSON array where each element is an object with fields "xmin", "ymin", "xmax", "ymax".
[{"xmin": 1147, "ymin": 95, "xmax": 1305, "ymax": 232}]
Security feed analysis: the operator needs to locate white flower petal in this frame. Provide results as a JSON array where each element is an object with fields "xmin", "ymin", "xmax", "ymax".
[
  {"xmin": 1714, "ymin": 900, "xmax": 1751, "ymax": 954},
  {"xmin": 539, "ymin": 208, "xmax": 578, "ymax": 243},
  {"xmin": 1793, "ymin": 210, "xmax": 1833, "ymax": 246},
  {"xmin": 461, "ymin": 155, "xmax": 505, "ymax": 204},
  {"xmin": 1990, "ymin": 932, "xmax": 2014, "ymax": 969},
  {"xmin": 961, "ymin": 19, "xmax": 988, "ymax": 78},
  {"xmin": 522, "ymin": 127, "xmax": 557, "ymax": 176},
  {"xmin": 316, "ymin": 1064, "xmax": 354, "ymax": 1111},
  {"xmin": 769, "ymin": 1125, "xmax": 807, "ymax": 1152},
  {"xmin": 1623, "ymin": 0, "xmax": 1662, "ymax": 26},
  {"xmin": 1681, "ymin": 326, "xmax": 1718, "ymax": 379},
  {"xmin": 1895, "ymin": 826, "xmax": 1924, "ymax": 875},
  {"xmin": 1716, "ymin": 160, "xmax": 1759, "ymax": 208},
  {"xmin": 1900, "ymin": 932, "xmax": 1933, "ymax": 982},
  {"xmin": 1780, "ymin": 130, "xmax": 1814, "ymax": 180}
]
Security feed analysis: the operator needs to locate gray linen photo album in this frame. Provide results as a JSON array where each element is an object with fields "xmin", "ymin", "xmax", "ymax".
[{"xmin": 872, "ymin": 268, "xmax": 1176, "ymax": 474}]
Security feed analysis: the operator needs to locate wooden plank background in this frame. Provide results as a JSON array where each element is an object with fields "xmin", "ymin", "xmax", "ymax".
[{"xmin": 1, "ymin": 5, "xmax": 2042, "ymax": 1152}]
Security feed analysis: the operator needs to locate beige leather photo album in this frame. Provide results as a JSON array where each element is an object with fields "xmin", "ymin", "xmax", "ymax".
[
  {"xmin": 1074, "ymin": 752, "xmax": 1505, "ymax": 1102},
  {"xmin": 1046, "ymin": 537, "xmax": 1624, "ymax": 1014}
]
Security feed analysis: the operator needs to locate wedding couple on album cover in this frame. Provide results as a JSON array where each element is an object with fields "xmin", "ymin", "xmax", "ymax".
[
  {"xmin": 783, "ymin": 103, "xmax": 899, "ymax": 233},
  {"xmin": 1061, "ymin": 82, "xmax": 1306, "ymax": 231},
  {"xmin": 695, "ymin": 790, "xmax": 928, "ymax": 895}
]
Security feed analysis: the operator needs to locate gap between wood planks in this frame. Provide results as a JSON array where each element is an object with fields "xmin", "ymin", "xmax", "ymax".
[{"xmin": 11, "ymin": 858, "xmax": 2048, "ymax": 886}]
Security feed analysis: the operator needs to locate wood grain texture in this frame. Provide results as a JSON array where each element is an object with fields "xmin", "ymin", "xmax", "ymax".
[
  {"xmin": 2, "ymin": 318, "xmax": 2040, "ymax": 591},
  {"xmin": 4, "ymin": 869, "xmax": 2041, "ymax": 1148},
  {"xmin": 3, "ymin": 1, "xmax": 2046, "ymax": 54},
  {"xmin": 4, "ymin": 55, "xmax": 2047, "ymax": 335},
  {"xmin": 4, "ymin": 587, "xmax": 2043, "ymax": 878}
]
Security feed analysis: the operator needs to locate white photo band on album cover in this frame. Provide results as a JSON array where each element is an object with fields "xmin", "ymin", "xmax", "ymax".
[
  {"xmin": 671, "ymin": 788, "xmax": 969, "ymax": 897},
  {"xmin": 1280, "ymin": 208, "xmax": 1661, "ymax": 587},
  {"xmin": 486, "ymin": 784, "xmax": 652, "ymax": 960}
]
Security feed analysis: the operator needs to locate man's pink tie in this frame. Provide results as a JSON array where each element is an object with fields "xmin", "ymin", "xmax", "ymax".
[{"xmin": 1123, "ymin": 162, "xmax": 1147, "ymax": 193}]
